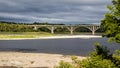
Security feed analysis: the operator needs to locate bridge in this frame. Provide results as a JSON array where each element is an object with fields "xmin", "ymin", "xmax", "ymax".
[{"xmin": 28, "ymin": 24, "xmax": 100, "ymax": 35}]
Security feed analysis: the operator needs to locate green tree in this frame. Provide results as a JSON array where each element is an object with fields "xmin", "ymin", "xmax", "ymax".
[{"xmin": 101, "ymin": 0, "xmax": 120, "ymax": 43}]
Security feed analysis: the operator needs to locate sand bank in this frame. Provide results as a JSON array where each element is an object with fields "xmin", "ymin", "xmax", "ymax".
[{"xmin": 0, "ymin": 52, "xmax": 86, "ymax": 68}]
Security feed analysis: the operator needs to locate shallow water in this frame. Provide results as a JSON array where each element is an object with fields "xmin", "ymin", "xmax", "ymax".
[{"xmin": 0, "ymin": 38, "xmax": 119, "ymax": 56}]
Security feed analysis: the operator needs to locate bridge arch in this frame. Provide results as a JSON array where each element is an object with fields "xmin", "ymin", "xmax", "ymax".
[
  {"xmin": 74, "ymin": 26, "xmax": 91, "ymax": 34},
  {"xmin": 85, "ymin": 25, "xmax": 100, "ymax": 35},
  {"xmin": 29, "ymin": 24, "xmax": 100, "ymax": 35},
  {"xmin": 37, "ymin": 27, "xmax": 50, "ymax": 32}
]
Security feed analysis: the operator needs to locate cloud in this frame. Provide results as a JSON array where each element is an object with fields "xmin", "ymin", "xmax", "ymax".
[{"xmin": 0, "ymin": 0, "xmax": 111, "ymax": 24}]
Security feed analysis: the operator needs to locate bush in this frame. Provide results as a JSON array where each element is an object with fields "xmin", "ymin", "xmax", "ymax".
[
  {"xmin": 80, "ymin": 55, "xmax": 116, "ymax": 68},
  {"xmin": 54, "ymin": 60, "xmax": 74, "ymax": 68},
  {"xmin": 55, "ymin": 43, "xmax": 120, "ymax": 68}
]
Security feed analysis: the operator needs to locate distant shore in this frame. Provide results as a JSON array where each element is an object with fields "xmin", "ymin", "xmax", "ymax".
[{"xmin": 0, "ymin": 35, "xmax": 102, "ymax": 40}]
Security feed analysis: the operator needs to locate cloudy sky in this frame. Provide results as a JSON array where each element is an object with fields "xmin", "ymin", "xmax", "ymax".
[{"xmin": 0, "ymin": 0, "xmax": 111, "ymax": 24}]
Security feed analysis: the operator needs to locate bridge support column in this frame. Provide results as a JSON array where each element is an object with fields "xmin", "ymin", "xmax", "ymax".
[
  {"xmin": 66, "ymin": 26, "xmax": 75, "ymax": 35},
  {"xmin": 34, "ymin": 26, "xmax": 38, "ymax": 30},
  {"xmin": 92, "ymin": 30, "xmax": 95, "ymax": 35},
  {"xmin": 51, "ymin": 26, "xmax": 54, "ymax": 34},
  {"xmin": 86, "ymin": 25, "xmax": 100, "ymax": 35},
  {"xmin": 92, "ymin": 26, "xmax": 95, "ymax": 35},
  {"xmin": 47, "ymin": 26, "xmax": 56, "ymax": 34}
]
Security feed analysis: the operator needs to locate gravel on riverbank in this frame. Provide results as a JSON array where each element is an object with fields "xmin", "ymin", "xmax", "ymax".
[{"xmin": 0, "ymin": 52, "xmax": 86, "ymax": 68}]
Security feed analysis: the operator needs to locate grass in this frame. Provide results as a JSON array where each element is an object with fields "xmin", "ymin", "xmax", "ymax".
[
  {"xmin": 0, "ymin": 32, "xmax": 103, "ymax": 39},
  {"xmin": 0, "ymin": 35, "xmax": 35, "ymax": 38},
  {"xmin": 0, "ymin": 32, "xmax": 53, "ymax": 35},
  {"xmin": 0, "ymin": 32, "xmax": 54, "ymax": 39}
]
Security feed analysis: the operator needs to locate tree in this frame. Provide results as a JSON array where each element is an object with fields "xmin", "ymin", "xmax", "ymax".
[{"xmin": 101, "ymin": 0, "xmax": 120, "ymax": 43}]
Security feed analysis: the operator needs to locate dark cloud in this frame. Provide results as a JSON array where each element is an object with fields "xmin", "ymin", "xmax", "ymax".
[{"xmin": 0, "ymin": 0, "xmax": 111, "ymax": 24}]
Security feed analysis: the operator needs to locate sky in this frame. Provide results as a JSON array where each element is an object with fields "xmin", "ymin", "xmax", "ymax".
[{"xmin": 0, "ymin": 0, "xmax": 111, "ymax": 24}]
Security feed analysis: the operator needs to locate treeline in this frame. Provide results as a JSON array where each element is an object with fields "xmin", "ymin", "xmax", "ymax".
[
  {"xmin": 33, "ymin": 22, "xmax": 65, "ymax": 25},
  {"xmin": 0, "ymin": 21, "xmax": 103, "ymax": 33},
  {"xmin": 0, "ymin": 21, "xmax": 65, "ymax": 32},
  {"xmin": 0, "ymin": 22, "xmax": 34, "ymax": 32}
]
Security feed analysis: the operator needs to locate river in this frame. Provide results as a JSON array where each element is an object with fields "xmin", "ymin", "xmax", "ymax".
[{"xmin": 0, "ymin": 37, "xmax": 119, "ymax": 56}]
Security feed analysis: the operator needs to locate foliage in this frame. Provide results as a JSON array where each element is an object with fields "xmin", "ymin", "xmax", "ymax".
[
  {"xmin": 0, "ymin": 23, "xmax": 34, "ymax": 32},
  {"xmin": 90, "ymin": 43, "xmax": 112, "ymax": 59},
  {"xmin": 0, "ymin": 35, "xmax": 35, "ymax": 38},
  {"xmin": 55, "ymin": 27, "xmax": 69, "ymax": 33},
  {"xmin": 75, "ymin": 27, "xmax": 91, "ymax": 32},
  {"xmin": 79, "ymin": 43, "xmax": 117, "ymax": 68},
  {"xmin": 38, "ymin": 27, "xmax": 50, "ymax": 32},
  {"xmin": 55, "ymin": 43, "xmax": 120, "ymax": 68},
  {"xmin": 101, "ymin": 0, "xmax": 120, "ymax": 43},
  {"xmin": 54, "ymin": 61, "xmax": 74, "ymax": 68}
]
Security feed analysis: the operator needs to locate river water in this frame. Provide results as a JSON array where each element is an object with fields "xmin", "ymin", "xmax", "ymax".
[{"xmin": 0, "ymin": 38, "xmax": 119, "ymax": 56}]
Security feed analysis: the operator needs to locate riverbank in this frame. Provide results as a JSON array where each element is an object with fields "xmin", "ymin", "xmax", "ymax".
[
  {"xmin": 0, "ymin": 35, "xmax": 102, "ymax": 40},
  {"xmin": 0, "ymin": 32, "xmax": 54, "ymax": 40},
  {"xmin": 0, "ymin": 52, "xmax": 86, "ymax": 68}
]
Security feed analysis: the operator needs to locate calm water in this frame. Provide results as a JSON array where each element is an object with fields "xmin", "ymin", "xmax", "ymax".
[{"xmin": 0, "ymin": 38, "xmax": 119, "ymax": 56}]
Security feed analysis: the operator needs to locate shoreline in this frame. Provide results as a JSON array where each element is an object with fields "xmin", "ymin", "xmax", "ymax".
[{"xmin": 0, "ymin": 35, "xmax": 102, "ymax": 40}]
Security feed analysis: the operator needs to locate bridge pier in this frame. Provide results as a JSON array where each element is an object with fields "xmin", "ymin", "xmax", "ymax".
[
  {"xmin": 66, "ymin": 26, "xmax": 76, "ymax": 35},
  {"xmin": 51, "ymin": 26, "xmax": 55, "ymax": 34},
  {"xmin": 46, "ymin": 26, "xmax": 56, "ymax": 34},
  {"xmin": 34, "ymin": 26, "xmax": 38, "ymax": 30},
  {"xmin": 86, "ymin": 25, "xmax": 100, "ymax": 35}
]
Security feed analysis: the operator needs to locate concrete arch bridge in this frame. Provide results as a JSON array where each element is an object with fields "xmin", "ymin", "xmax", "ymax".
[{"xmin": 28, "ymin": 24, "xmax": 100, "ymax": 35}]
